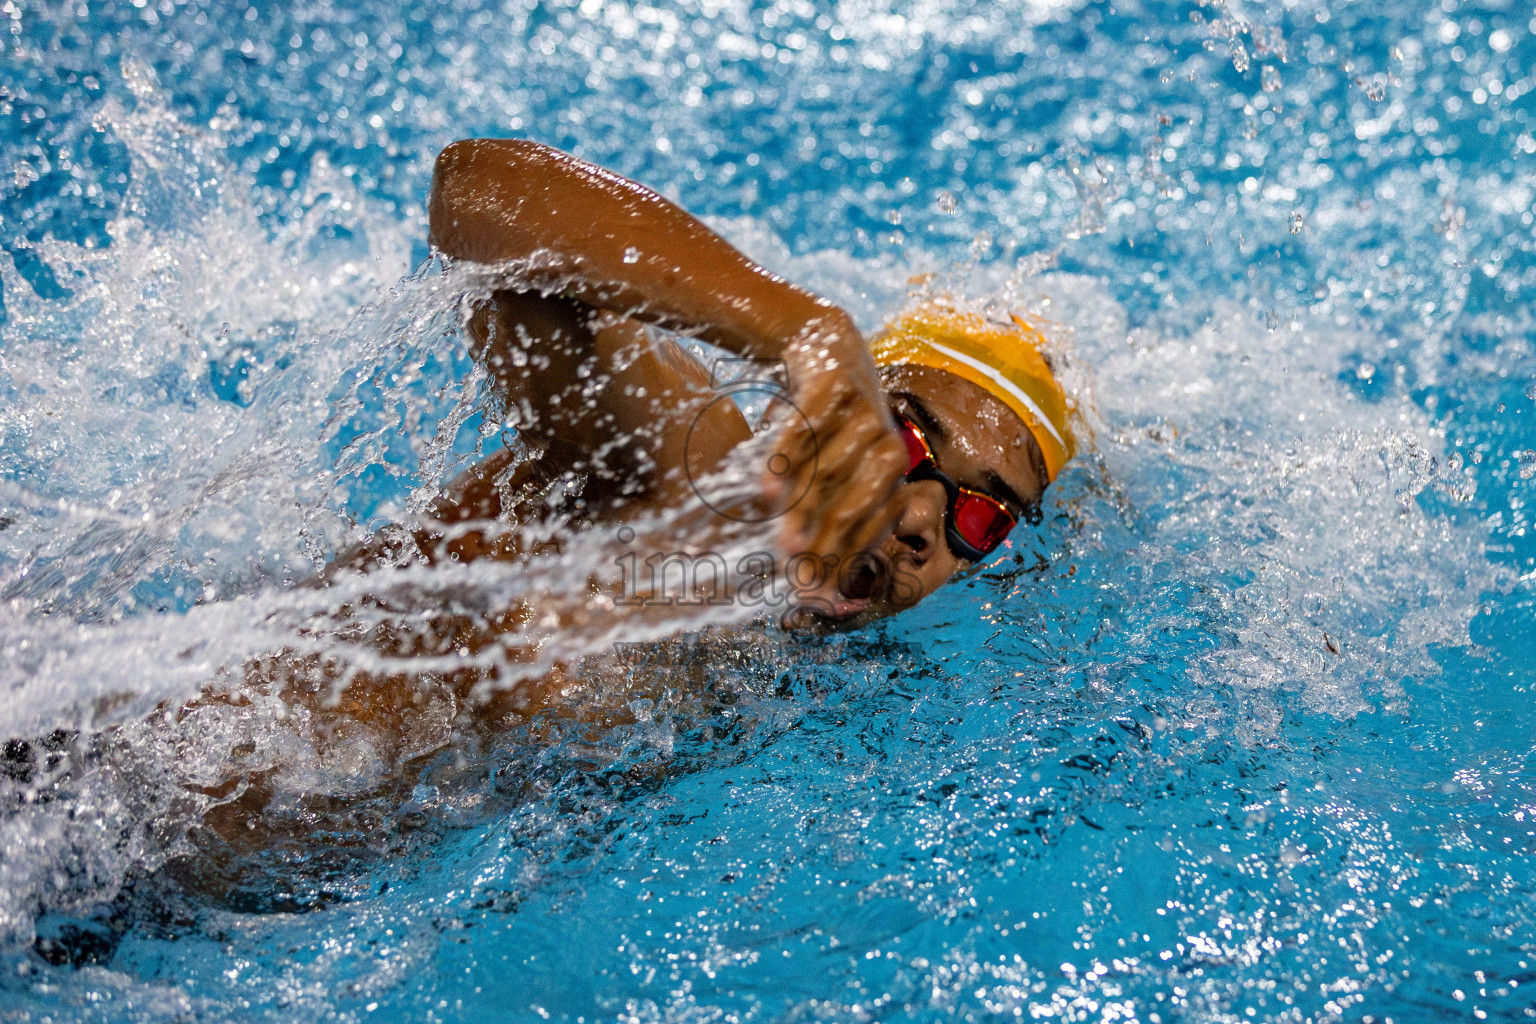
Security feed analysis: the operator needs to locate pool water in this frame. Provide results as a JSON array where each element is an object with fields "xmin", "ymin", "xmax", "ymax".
[{"xmin": 2, "ymin": 0, "xmax": 1535, "ymax": 1021}]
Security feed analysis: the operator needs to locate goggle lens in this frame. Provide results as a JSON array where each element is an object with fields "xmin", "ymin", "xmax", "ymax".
[
  {"xmin": 897, "ymin": 416, "xmax": 931, "ymax": 474},
  {"xmin": 953, "ymin": 490, "xmax": 1016, "ymax": 554},
  {"xmin": 893, "ymin": 412, "xmax": 1018, "ymax": 559}
]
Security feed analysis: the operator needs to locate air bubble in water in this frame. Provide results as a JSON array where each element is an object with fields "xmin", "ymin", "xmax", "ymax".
[
  {"xmin": 622, "ymin": 246, "xmax": 641, "ymax": 264},
  {"xmin": 1262, "ymin": 65, "xmax": 1282, "ymax": 93},
  {"xmin": 1524, "ymin": 380, "xmax": 1536, "ymax": 401},
  {"xmin": 936, "ymin": 190, "xmax": 958, "ymax": 214},
  {"xmin": 1290, "ymin": 211, "xmax": 1304, "ymax": 234},
  {"xmin": 1519, "ymin": 451, "xmax": 1536, "ymax": 480}
]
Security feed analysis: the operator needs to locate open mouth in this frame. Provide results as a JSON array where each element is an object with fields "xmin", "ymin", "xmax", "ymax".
[
  {"xmin": 839, "ymin": 554, "xmax": 883, "ymax": 602},
  {"xmin": 779, "ymin": 552, "xmax": 891, "ymax": 631}
]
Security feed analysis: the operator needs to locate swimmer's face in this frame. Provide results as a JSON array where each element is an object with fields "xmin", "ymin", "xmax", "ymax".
[{"xmin": 790, "ymin": 364, "xmax": 1049, "ymax": 630}]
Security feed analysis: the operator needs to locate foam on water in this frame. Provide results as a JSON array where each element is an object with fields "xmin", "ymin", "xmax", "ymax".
[{"xmin": 1, "ymin": 0, "xmax": 1534, "ymax": 1020}]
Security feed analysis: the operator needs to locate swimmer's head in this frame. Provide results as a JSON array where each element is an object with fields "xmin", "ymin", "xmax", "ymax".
[
  {"xmin": 868, "ymin": 302, "xmax": 1074, "ymax": 481},
  {"xmin": 791, "ymin": 299, "xmax": 1075, "ymax": 630}
]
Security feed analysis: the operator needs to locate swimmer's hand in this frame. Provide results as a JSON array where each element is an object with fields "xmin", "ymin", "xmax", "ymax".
[{"xmin": 769, "ymin": 312, "xmax": 907, "ymax": 575}]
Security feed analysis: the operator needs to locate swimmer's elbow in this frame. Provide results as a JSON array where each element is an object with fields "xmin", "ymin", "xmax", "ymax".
[
  {"xmin": 429, "ymin": 138, "xmax": 559, "ymax": 260},
  {"xmin": 428, "ymin": 141, "xmax": 479, "ymax": 259},
  {"xmin": 434, "ymin": 137, "xmax": 548, "ymax": 180}
]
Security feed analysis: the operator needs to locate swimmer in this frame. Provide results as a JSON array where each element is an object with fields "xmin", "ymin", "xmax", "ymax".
[
  {"xmin": 408, "ymin": 138, "xmax": 1075, "ymax": 631},
  {"xmin": 7, "ymin": 142, "xmax": 1079, "ymax": 911}
]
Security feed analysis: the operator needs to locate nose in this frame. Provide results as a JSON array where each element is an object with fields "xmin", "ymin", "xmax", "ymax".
[{"xmin": 885, "ymin": 479, "xmax": 946, "ymax": 567}]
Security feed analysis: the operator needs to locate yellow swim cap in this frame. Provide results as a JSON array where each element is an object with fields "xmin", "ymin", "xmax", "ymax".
[{"xmin": 869, "ymin": 301, "xmax": 1074, "ymax": 481}]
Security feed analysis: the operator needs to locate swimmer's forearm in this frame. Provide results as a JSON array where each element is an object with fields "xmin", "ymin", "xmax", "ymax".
[{"xmin": 427, "ymin": 138, "xmax": 855, "ymax": 358}]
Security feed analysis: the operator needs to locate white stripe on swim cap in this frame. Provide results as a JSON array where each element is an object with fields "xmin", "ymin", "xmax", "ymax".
[{"xmin": 922, "ymin": 338, "xmax": 1067, "ymax": 451}]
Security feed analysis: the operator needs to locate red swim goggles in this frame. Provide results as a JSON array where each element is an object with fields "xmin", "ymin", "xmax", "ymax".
[{"xmin": 895, "ymin": 412, "xmax": 1018, "ymax": 562}]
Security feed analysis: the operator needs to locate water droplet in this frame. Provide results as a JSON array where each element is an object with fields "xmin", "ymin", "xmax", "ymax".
[
  {"xmin": 1229, "ymin": 40, "xmax": 1250, "ymax": 74},
  {"xmin": 935, "ymin": 190, "xmax": 958, "ymax": 215},
  {"xmin": 1262, "ymin": 65, "xmax": 1282, "ymax": 93},
  {"xmin": 1289, "ymin": 211, "xmax": 1304, "ymax": 234},
  {"xmin": 1354, "ymin": 75, "xmax": 1386, "ymax": 102},
  {"xmin": 622, "ymin": 246, "xmax": 640, "ymax": 264}
]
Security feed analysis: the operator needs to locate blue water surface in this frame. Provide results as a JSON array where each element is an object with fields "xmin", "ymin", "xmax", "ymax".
[{"xmin": 2, "ymin": 0, "xmax": 1535, "ymax": 1022}]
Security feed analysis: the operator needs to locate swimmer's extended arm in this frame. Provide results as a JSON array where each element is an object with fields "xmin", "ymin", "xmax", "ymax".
[
  {"xmin": 430, "ymin": 138, "xmax": 832, "ymax": 359},
  {"xmin": 428, "ymin": 138, "xmax": 906, "ymax": 561}
]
